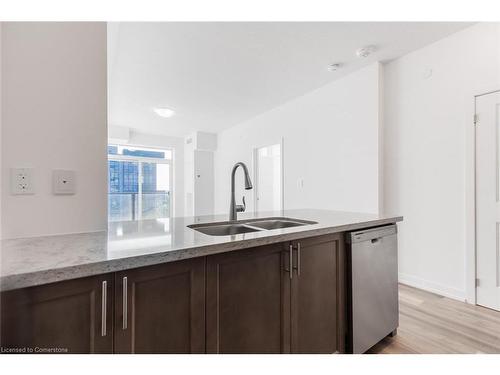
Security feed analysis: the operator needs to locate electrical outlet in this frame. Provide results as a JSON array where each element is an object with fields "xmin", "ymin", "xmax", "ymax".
[{"xmin": 10, "ymin": 168, "xmax": 35, "ymax": 195}]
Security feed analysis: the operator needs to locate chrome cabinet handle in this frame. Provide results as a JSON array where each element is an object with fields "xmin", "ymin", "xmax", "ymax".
[
  {"xmin": 289, "ymin": 244, "xmax": 293, "ymax": 280},
  {"xmin": 292, "ymin": 243, "xmax": 301, "ymax": 276},
  {"xmin": 122, "ymin": 276, "xmax": 128, "ymax": 330},
  {"xmin": 101, "ymin": 280, "xmax": 107, "ymax": 337},
  {"xmin": 297, "ymin": 242, "xmax": 301, "ymax": 276}
]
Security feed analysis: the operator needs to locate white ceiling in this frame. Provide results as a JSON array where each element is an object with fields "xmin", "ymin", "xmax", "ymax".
[{"xmin": 108, "ymin": 22, "xmax": 472, "ymax": 138}]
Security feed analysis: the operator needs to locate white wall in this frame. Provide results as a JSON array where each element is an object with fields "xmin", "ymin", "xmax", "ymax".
[
  {"xmin": 184, "ymin": 136, "xmax": 194, "ymax": 216},
  {"xmin": 1, "ymin": 23, "xmax": 108, "ymax": 239},
  {"xmin": 384, "ymin": 23, "xmax": 500, "ymax": 301},
  {"xmin": 184, "ymin": 132, "xmax": 216, "ymax": 217},
  {"xmin": 215, "ymin": 63, "xmax": 383, "ymax": 216},
  {"xmin": 193, "ymin": 150, "xmax": 214, "ymax": 216},
  {"xmin": 116, "ymin": 129, "xmax": 185, "ymax": 218},
  {"xmin": 0, "ymin": 23, "xmax": 2, "ymax": 240}
]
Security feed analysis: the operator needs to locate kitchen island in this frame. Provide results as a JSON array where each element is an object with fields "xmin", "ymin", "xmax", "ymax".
[{"xmin": 0, "ymin": 209, "xmax": 402, "ymax": 354}]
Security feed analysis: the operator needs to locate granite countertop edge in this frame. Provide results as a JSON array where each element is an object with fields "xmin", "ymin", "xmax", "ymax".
[{"xmin": 1, "ymin": 213, "xmax": 403, "ymax": 292}]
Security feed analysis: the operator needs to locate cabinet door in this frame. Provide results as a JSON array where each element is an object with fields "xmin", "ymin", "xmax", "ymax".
[
  {"xmin": 0, "ymin": 274, "xmax": 113, "ymax": 354},
  {"xmin": 206, "ymin": 244, "xmax": 290, "ymax": 353},
  {"xmin": 291, "ymin": 233, "xmax": 345, "ymax": 353},
  {"xmin": 114, "ymin": 257, "xmax": 205, "ymax": 353}
]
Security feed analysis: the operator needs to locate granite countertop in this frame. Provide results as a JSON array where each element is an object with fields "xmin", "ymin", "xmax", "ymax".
[{"xmin": 0, "ymin": 209, "xmax": 402, "ymax": 291}]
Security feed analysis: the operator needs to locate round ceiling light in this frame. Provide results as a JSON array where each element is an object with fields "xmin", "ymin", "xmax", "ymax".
[{"xmin": 153, "ymin": 107, "xmax": 175, "ymax": 118}]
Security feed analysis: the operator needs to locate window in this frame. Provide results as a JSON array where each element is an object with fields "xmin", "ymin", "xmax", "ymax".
[{"xmin": 108, "ymin": 145, "xmax": 173, "ymax": 222}]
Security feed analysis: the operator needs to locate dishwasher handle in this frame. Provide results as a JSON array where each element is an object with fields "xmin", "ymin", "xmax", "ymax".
[{"xmin": 348, "ymin": 224, "xmax": 397, "ymax": 244}]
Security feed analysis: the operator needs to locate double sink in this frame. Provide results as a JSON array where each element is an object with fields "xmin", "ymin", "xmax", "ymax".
[{"xmin": 188, "ymin": 217, "xmax": 317, "ymax": 236}]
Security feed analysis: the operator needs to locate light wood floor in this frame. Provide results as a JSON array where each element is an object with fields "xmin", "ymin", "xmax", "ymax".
[{"xmin": 367, "ymin": 284, "xmax": 500, "ymax": 354}]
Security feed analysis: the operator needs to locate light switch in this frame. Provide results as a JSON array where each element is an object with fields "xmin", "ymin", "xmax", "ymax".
[
  {"xmin": 10, "ymin": 168, "xmax": 35, "ymax": 195},
  {"xmin": 53, "ymin": 170, "xmax": 76, "ymax": 195}
]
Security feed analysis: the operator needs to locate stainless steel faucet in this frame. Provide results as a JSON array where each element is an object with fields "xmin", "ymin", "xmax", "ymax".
[{"xmin": 229, "ymin": 162, "xmax": 253, "ymax": 221}]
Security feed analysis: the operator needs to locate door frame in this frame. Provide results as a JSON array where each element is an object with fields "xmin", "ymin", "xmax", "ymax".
[
  {"xmin": 468, "ymin": 88, "xmax": 500, "ymax": 304},
  {"xmin": 252, "ymin": 137, "xmax": 285, "ymax": 213}
]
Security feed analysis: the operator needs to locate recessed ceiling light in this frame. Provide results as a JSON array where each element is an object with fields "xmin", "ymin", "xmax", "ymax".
[
  {"xmin": 153, "ymin": 107, "xmax": 175, "ymax": 118},
  {"xmin": 356, "ymin": 45, "xmax": 377, "ymax": 58},
  {"xmin": 328, "ymin": 63, "xmax": 342, "ymax": 72}
]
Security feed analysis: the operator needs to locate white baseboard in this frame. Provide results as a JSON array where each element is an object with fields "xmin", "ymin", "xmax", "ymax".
[{"xmin": 398, "ymin": 273, "xmax": 466, "ymax": 302}]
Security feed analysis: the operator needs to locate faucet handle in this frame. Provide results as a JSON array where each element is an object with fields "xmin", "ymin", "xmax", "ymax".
[{"xmin": 236, "ymin": 196, "xmax": 246, "ymax": 213}]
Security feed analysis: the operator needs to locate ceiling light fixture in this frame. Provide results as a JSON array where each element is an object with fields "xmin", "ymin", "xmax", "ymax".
[
  {"xmin": 356, "ymin": 45, "xmax": 377, "ymax": 58},
  {"xmin": 328, "ymin": 63, "xmax": 342, "ymax": 72},
  {"xmin": 153, "ymin": 107, "xmax": 175, "ymax": 118}
]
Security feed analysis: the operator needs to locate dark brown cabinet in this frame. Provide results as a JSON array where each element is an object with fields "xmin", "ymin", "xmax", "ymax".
[
  {"xmin": 205, "ymin": 234, "xmax": 345, "ymax": 354},
  {"xmin": 114, "ymin": 257, "xmax": 206, "ymax": 353},
  {"xmin": 0, "ymin": 273, "xmax": 113, "ymax": 353},
  {"xmin": 206, "ymin": 243, "xmax": 290, "ymax": 353},
  {"xmin": 0, "ymin": 258, "xmax": 205, "ymax": 354},
  {"xmin": 290, "ymin": 233, "xmax": 345, "ymax": 353},
  {"xmin": 1, "ymin": 234, "xmax": 345, "ymax": 354}
]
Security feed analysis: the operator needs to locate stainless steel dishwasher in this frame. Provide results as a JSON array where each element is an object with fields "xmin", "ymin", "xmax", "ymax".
[{"xmin": 346, "ymin": 224, "xmax": 399, "ymax": 354}]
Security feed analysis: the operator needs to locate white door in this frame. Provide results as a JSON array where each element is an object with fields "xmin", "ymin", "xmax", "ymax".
[
  {"xmin": 254, "ymin": 143, "xmax": 283, "ymax": 213},
  {"xmin": 476, "ymin": 90, "xmax": 500, "ymax": 311}
]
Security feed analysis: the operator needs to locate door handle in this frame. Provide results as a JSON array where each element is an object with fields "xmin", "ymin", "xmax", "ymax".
[
  {"xmin": 101, "ymin": 280, "xmax": 107, "ymax": 337},
  {"xmin": 122, "ymin": 276, "xmax": 128, "ymax": 330}
]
